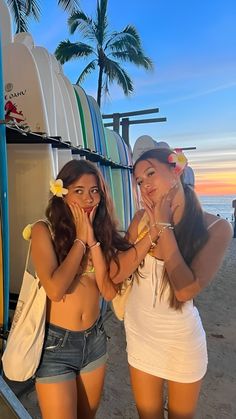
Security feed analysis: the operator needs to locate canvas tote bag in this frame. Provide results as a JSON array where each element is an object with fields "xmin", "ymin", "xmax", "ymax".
[
  {"xmin": 110, "ymin": 276, "xmax": 133, "ymax": 321},
  {"xmin": 2, "ymin": 241, "xmax": 46, "ymax": 381}
]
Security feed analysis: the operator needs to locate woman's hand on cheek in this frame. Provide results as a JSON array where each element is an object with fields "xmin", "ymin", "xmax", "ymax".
[
  {"xmin": 85, "ymin": 205, "xmax": 98, "ymax": 246},
  {"xmin": 153, "ymin": 194, "xmax": 173, "ymax": 225},
  {"xmin": 69, "ymin": 203, "xmax": 87, "ymax": 243}
]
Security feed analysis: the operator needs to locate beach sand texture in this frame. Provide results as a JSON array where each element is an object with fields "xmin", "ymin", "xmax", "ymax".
[{"xmin": 4, "ymin": 238, "xmax": 236, "ymax": 419}]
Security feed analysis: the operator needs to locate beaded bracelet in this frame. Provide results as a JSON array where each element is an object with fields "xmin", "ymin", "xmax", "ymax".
[
  {"xmin": 89, "ymin": 241, "xmax": 101, "ymax": 249},
  {"xmin": 74, "ymin": 238, "xmax": 86, "ymax": 255}
]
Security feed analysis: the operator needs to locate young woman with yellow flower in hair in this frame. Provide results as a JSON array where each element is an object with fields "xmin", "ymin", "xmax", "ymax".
[
  {"xmin": 30, "ymin": 159, "xmax": 131, "ymax": 419},
  {"xmin": 110, "ymin": 147, "xmax": 232, "ymax": 419}
]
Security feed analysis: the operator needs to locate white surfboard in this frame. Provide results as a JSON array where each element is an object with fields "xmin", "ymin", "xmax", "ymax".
[
  {"xmin": 52, "ymin": 148, "xmax": 59, "ymax": 177},
  {"xmin": 14, "ymin": 33, "xmax": 57, "ymax": 137},
  {"xmin": 47, "ymin": 54, "xmax": 70, "ymax": 142},
  {"xmin": 3, "ymin": 40, "xmax": 49, "ymax": 133},
  {"xmin": 50, "ymin": 55, "xmax": 77, "ymax": 145},
  {"xmin": 57, "ymin": 149, "xmax": 72, "ymax": 172},
  {"xmin": 0, "ymin": 0, "xmax": 12, "ymax": 47},
  {"xmin": 7, "ymin": 143, "xmax": 55, "ymax": 293},
  {"xmin": 59, "ymin": 71, "xmax": 84, "ymax": 147}
]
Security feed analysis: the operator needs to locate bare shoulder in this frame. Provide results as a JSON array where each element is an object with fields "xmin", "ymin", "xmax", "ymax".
[
  {"xmin": 31, "ymin": 220, "xmax": 51, "ymax": 240},
  {"xmin": 204, "ymin": 212, "xmax": 233, "ymax": 240}
]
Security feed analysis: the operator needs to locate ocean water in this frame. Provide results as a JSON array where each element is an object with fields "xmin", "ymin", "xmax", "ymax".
[{"xmin": 199, "ymin": 194, "xmax": 235, "ymax": 221}]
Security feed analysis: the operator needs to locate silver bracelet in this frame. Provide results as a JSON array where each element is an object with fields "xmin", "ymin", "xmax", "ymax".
[
  {"xmin": 151, "ymin": 222, "xmax": 172, "ymax": 227},
  {"xmin": 89, "ymin": 241, "xmax": 101, "ymax": 249},
  {"xmin": 74, "ymin": 238, "xmax": 86, "ymax": 254},
  {"xmin": 158, "ymin": 225, "xmax": 174, "ymax": 239}
]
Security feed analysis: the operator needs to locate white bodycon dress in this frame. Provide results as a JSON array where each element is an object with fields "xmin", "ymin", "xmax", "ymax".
[{"xmin": 124, "ymin": 217, "xmax": 209, "ymax": 383}]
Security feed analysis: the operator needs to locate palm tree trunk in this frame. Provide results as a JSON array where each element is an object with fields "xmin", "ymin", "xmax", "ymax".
[{"xmin": 97, "ymin": 65, "xmax": 103, "ymax": 108}]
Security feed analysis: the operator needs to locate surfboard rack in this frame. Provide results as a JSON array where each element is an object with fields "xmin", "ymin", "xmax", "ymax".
[
  {"xmin": 0, "ymin": 376, "xmax": 32, "ymax": 418},
  {"xmin": 6, "ymin": 126, "xmax": 132, "ymax": 171}
]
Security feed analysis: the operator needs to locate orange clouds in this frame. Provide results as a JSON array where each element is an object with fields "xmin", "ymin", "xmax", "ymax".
[
  {"xmin": 186, "ymin": 147, "xmax": 236, "ymax": 196},
  {"xmin": 194, "ymin": 171, "xmax": 236, "ymax": 195}
]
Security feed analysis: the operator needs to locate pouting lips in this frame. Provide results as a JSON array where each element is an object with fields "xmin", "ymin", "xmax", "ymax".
[
  {"xmin": 83, "ymin": 207, "xmax": 94, "ymax": 214},
  {"xmin": 147, "ymin": 188, "xmax": 157, "ymax": 196}
]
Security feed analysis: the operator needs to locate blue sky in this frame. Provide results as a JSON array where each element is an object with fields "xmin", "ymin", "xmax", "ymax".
[{"xmin": 22, "ymin": 0, "xmax": 236, "ymax": 193}]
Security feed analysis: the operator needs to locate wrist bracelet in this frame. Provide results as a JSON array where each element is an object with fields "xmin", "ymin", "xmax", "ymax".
[
  {"xmin": 74, "ymin": 238, "xmax": 86, "ymax": 255},
  {"xmin": 158, "ymin": 225, "xmax": 174, "ymax": 239},
  {"xmin": 89, "ymin": 241, "xmax": 101, "ymax": 249},
  {"xmin": 151, "ymin": 222, "xmax": 172, "ymax": 227}
]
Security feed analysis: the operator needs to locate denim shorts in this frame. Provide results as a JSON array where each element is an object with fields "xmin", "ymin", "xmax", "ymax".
[{"xmin": 35, "ymin": 316, "xmax": 108, "ymax": 383}]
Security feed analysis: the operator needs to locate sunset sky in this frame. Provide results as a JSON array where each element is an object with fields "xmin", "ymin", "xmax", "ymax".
[{"xmin": 23, "ymin": 0, "xmax": 236, "ymax": 195}]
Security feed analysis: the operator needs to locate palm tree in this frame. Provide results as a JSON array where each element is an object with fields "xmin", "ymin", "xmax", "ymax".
[
  {"xmin": 7, "ymin": 0, "xmax": 80, "ymax": 33},
  {"xmin": 55, "ymin": 0, "xmax": 153, "ymax": 107}
]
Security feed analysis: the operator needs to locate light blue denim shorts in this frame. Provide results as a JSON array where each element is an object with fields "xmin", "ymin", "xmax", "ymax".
[{"xmin": 35, "ymin": 316, "xmax": 108, "ymax": 383}]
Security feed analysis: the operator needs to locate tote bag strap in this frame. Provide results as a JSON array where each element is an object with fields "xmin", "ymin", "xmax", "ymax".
[{"xmin": 24, "ymin": 241, "xmax": 32, "ymax": 272}]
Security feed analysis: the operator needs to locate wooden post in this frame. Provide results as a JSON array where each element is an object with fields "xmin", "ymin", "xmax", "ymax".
[{"xmin": 122, "ymin": 118, "xmax": 130, "ymax": 146}]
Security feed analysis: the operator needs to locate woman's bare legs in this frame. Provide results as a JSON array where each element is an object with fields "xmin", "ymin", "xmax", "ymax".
[
  {"xmin": 129, "ymin": 366, "xmax": 165, "ymax": 419},
  {"xmin": 36, "ymin": 364, "xmax": 106, "ymax": 419},
  {"xmin": 129, "ymin": 366, "xmax": 202, "ymax": 419},
  {"xmin": 168, "ymin": 379, "xmax": 202, "ymax": 419},
  {"xmin": 36, "ymin": 379, "xmax": 77, "ymax": 419},
  {"xmin": 77, "ymin": 364, "xmax": 106, "ymax": 419}
]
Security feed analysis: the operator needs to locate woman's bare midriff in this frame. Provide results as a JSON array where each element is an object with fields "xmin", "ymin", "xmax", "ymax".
[{"xmin": 46, "ymin": 274, "xmax": 101, "ymax": 331}]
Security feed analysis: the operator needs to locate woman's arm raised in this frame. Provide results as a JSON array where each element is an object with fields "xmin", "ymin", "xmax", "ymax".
[
  {"xmin": 110, "ymin": 210, "xmax": 158, "ymax": 284},
  {"xmin": 31, "ymin": 222, "xmax": 85, "ymax": 301}
]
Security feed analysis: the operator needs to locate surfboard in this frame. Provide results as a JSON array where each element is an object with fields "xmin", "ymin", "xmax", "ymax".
[
  {"xmin": 59, "ymin": 74, "xmax": 84, "ymax": 147},
  {"xmin": 0, "ymin": 31, "xmax": 10, "ymax": 339},
  {"xmin": 0, "ymin": 213, "xmax": 3, "ymax": 352},
  {"xmin": 112, "ymin": 131, "xmax": 130, "ymax": 229},
  {"xmin": 73, "ymin": 85, "xmax": 96, "ymax": 152},
  {"xmin": 57, "ymin": 149, "xmax": 73, "ymax": 172},
  {"xmin": 87, "ymin": 95, "xmax": 102, "ymax": 154},
  {"xmin": 0, "ymin": 0, "xmax": 12, "ymax": 47},
  {"xmin": 48, "ymin": 54, "xmax": 70, "ymax": 143},
  {"xmin": 86, "ymin": 96, "xmax": 109, "ymax": 188},
  {"xmin": 73, "ymin": 87, "xmax": 87, "ymax": 148},
  {"xmin": 14, "ymin": 33, "xmax": 57, "ymax": 137},
  {"xmin": 122, "ymin": 140, "xmax": 136, "ymax": 221},
  {"xmin": 3, "ymin": 37, "xmax": 50, "ymax": 134},
  {"xmin": 7, "ymin": 144, "xmax": 55, "ymax": 294},
  {"xmin": 113, "ymin": 131, "xmax": 134, "ymax": 229},
  {"xmin": 49, "ymin": 55, "xmax": 77, "ymax": 145},
  {"xmin": 104, "ymin": 128, "xmax": 125, "ymax": 230},
  {"xmin": 86, "ymin": 95, "xmax": 114, "ymax": 195}
]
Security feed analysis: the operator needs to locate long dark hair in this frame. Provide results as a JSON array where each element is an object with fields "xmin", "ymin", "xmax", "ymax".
[
  {"xmin": 46, "ymin": 159, "xmax": 131, "ymax": 270},
  {"xmin": 134, "ymin": 148, "xmax": 209, "ymax": 310}
]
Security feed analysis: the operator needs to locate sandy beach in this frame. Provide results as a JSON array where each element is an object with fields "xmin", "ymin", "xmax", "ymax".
[{"xmin": 6, "ymin": 238, "xmax": 236, "ymax": 418}]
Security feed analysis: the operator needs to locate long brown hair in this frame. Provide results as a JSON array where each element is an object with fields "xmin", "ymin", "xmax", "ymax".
[
  {"xmin": 134, "ymin": 148, "xmax": 209, "ymax": 310},
  {"xmin": 46, "ymin": 159, "xmax": 131, "ymax": 269}
]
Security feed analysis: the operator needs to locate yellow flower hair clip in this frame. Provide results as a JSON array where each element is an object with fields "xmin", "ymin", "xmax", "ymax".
[
  {"xmin": 50, "ymin": 179, "xmax": 68, "ymax": 197},
  {"xmin": 22, "ymin": 224, "xmax": 33, "ymax": 241},
  {"xmin": 168, "ymin": 150, "xmax": 188, "ymax": 175}
]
